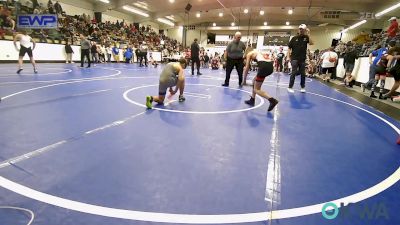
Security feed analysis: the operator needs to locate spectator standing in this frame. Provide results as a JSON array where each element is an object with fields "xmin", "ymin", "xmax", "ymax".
[
  {"xmin": 65, "ymin": 40, "xmax": 74, "ymax": 63},
  {"xmin": 387, "ymin": 17, "xmax": 399, "ymax": 39},
  {"xmin": 276, "ymin": 48, "xmax": 285, "ymax": 72},
  {"xmin": 54, "ymin": 1, "xmax": 63, "ymax": 15},
  {"xmin": 112, "ymin": 44, "xmax": 120, "ymax": 63},
  {"xmin": 343, "ymin": 44, "xmax": 359, "ymax": 87},
  {"xmin": 91, "ymin": 41, "xmax": 98, "ymax": 63},
  {"xmin": 361, "ymin": 43, "xmax": 390, "ymax": 91},
  {"xmin": 106, "ymin": 45, "xmax": 112, "ymax": 63},
  {"xmin": 319, "ymin": 47, "xmax": 338, "ymax": 82}
]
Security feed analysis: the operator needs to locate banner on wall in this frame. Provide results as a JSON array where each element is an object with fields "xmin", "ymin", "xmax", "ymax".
[
  {"xmin": 215, "ymin": 35, "xmax": 250, "ymax": 46},
  {"xmin": 263, "ymin": 31, "xmax": 291, "ymax": 46},
  {"xmin": 215, "ymin": 41, "xmax": 230, "ymax": 46},
  {"xmin": 17, "ymin": 14, "xmax": 58, "ymax": 29}
]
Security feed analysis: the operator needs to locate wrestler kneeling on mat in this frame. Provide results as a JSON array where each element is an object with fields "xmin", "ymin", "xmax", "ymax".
[
  {"xmin": 146, "ymin": 58, "xmax": 187, "ymax": 109},
  {"xmin": 243, "ymin": 48, "xmax": 279, "ymax": 112}
]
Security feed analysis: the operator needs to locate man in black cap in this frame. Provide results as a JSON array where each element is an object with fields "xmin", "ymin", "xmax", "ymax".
[
  {"xmin": 191, "ymin": 38, "xmax": 202, "ymax": 75},
  {"xmin": 287, "ymin": 24, "xmax": 314, "ymax": 93}
]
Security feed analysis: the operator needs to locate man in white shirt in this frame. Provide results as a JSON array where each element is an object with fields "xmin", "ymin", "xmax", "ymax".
[
  {"xmin": 14, "ymin": 30, "xmax": 37, "ymax": 74},
  {"xmin": 319, "ymin": 47, "xmax": 338, "ymax": 82}
]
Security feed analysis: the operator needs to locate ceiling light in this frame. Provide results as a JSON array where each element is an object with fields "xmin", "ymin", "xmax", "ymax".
[
  {"xmin": 157, "ymin": 18, "xmax": 175, "ymax": 26},
  {"xmin": 219, "ymin": 12, "xmax": 223, "ymax": 17},
  {"xmin": 123, "ymin": 5, "xmax": 149, "ymax": 17},
  {"xmin": 288, "ymin": 9, "xmax": 293, "ymax": 15},
  {"xmin": 342, "ymin": 20, "xmax": 367, "ymax": 33},
  {"xmin": 264, "ymin": 22, "xmax": 267, "ymax": 26},
  {"xmin": 196, "ymin": 12, "xmax": 201, "ymax": 18},
  {"xmin": 260, "ymin": 10, "xmax": 264, "ymax": 15},
  {"xmin": 231, "ymin": 22, "xmax": 235, "ymax": 26},
  {"xmin": 244, "ymin": 9, "xmax": 249, "ymax": 14},
  {"xmin": 213, "ymin": 23, "xmax": 216, "ymax": 26},
  {"xmin": 169, "ymin": 0, "xmax": 175, "ymax": 3},
  {"xmin": 98, "ymin": 0, "xmax": 109, "ymax": 3},
  {"xmin": 375, "ymin": 2, "xmax": 400, "ymax": 17},
  {"xmin": 166, "ymin": 16, "xmax": 175, "ymax": 21},
  {"xmin": 286, "ymin": 21, "xmax": 290, "ymax": 25},
  {"xmin": 133, "ymin": 2, "xmax": 148, "ymax": 10}
]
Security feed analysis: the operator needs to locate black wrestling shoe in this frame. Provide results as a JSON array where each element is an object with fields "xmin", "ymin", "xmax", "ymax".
[
  {"xmin": 244, "ymin": 97, "xmax": 255, "ymax": 106},
  {"xmin": 268, "ymin": 98, "xmax": 279, "ymax": 111}
]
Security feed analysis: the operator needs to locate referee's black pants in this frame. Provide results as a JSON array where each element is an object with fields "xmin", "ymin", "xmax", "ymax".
[
  {"xmin": 191, "ymin": 57, "xmax": 200, "ymax": 74},
  {"xmin": 224, "ymin": 57, "xmax": 244, "ymax": 86},
  {"xmin": 81, "ymin": 49, "xmax": 91, "ymax": 67}
]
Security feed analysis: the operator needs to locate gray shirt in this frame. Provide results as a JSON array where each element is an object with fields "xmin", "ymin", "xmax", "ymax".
[
  {"xmin": 160, "ymin": 62, "xmax": 179, "ymax": 84},
  {"xmin": 80, "ymin": 39, "xmax": 91, "ymax": 50},
  {"xmin": 226, "ymin": 40, "xmax": 246, "ymax": 59}
]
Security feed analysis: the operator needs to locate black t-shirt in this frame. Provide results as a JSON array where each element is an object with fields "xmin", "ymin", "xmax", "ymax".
[
  {"xmin": 288, "ymin": 35, "xmax": 310, "ymax": 61},
  {"xmin": 277, "ymin": 52, "xmax": 285, "ymax": 62},
  {"xmin": 343, "ymin": 50, "xmax": 358, "ymax": 64},
  {"xmin": 191, "ymin": 42, "xmax": 200, "ymax": 58},
  {"xmin": 65, "ymin": 44, "xmax": 73, "ymax": 53}
]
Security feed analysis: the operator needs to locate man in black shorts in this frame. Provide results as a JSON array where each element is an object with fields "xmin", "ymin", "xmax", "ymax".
[
  {"xmin": 14, "ymin": 30, "xmax": 37, "ymax": 74},
  {"xmin": 243, "ymin": 48, "xmax": 279, "ymax": 112}
]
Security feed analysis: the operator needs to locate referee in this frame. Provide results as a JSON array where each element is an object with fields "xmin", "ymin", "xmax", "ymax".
[
  {"xmin": 287, "ymin": 24, "xmax": 314, "ymax": 93},
  {"xmin": 222, "ymin": 32, "xmax": 246, "ymax": 87},
  {"xmin": 191, "ymin": 38, "xmax": 202, "ymax": 75},
  {"xmin": 80, "ymin": 34, "xmax": 91, "ymax": 68}
]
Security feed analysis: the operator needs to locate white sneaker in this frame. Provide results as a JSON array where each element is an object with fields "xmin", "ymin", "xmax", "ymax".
[
  {"xmin": 287, "ymin": 88, "xmax": 294, "ymax": 93},
  {"xmin": 300, "ymin": 88, "xmax": 306, "ymax": 93}
]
